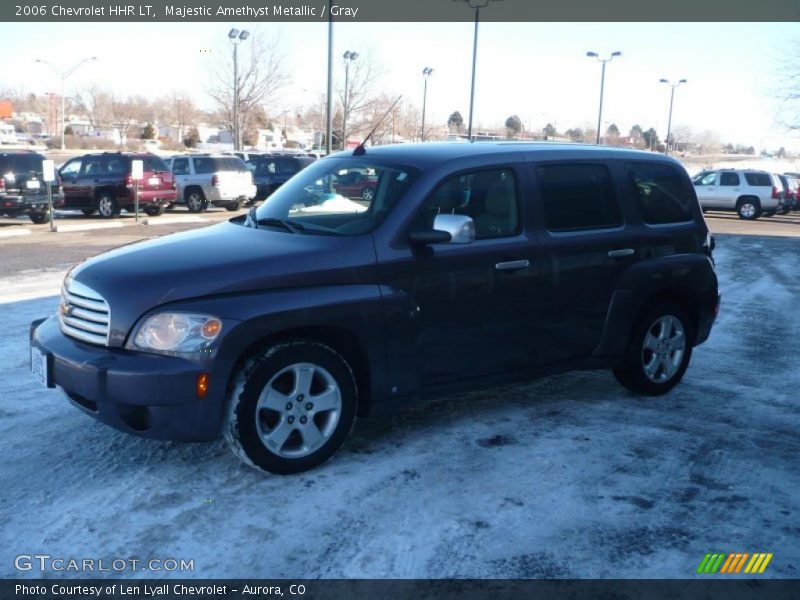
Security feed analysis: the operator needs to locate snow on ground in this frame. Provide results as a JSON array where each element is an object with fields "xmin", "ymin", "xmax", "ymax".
[{"xmin": 0, "ymin": 236, "xmax": 798, "ymax": 579}]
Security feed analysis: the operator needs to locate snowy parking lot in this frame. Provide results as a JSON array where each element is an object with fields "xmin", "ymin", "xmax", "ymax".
[{"xmin": 1, "ymin": 234, "xmax": 798, "ymax": 579}]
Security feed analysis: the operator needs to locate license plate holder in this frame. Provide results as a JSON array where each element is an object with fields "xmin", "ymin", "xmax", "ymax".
[
  {"xmin": 148, "ymin": 177, "xmax": 160, "ymax": 186},
  {"xmin": 30, "ymin": 344, "xmax": 52, "ymax": 387},
  {"xmin": 26, "ymin": 179, "xmax": 41, "ymax": 190}
]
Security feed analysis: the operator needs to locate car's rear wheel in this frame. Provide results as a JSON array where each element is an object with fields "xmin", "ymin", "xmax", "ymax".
[
  {"xmin": 225, "ymin": 341, "xmax": 357, "ymax": 475},
  {"xmin": 185, "ymin": 189, "xmax": 207, "ymax": 213},
  {"xmin": 143, "ymin": 205, "xmax": 166, "ymax": 217},
  {"xmin": 362, "ymin": 187, "xmax": 374, "ymax": 201},
  {"xmin": 613, "ymin": 302, "xmax": 693, "ymax": 396},
  {"xmin": 96, "ymin": 194, "xmax": 120, "ymax": 218},
  {"xmin": 29, "ymin": 211, "xmax": 49, "ymax": 224},
  {"xmin": 81, "ymin": 209, "xmax": 97, "ymax": 216},
  {"xmin": 736, "ymin": 197, "xmax": 761, "ymax": 220}
]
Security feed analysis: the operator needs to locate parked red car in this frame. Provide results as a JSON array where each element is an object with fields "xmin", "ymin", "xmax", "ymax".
[
  {"xmin": 333, "ymin": 168, "xmax": 378, "ymax": 200},
  {"xmin": 59, "ymin": 152, "xmax": 177, "ymax": 218}
]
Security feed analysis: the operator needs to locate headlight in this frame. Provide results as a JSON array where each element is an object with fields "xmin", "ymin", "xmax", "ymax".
[{"xmin": 132, "ymin": 313, "xmax": 222, "ymax": 353}]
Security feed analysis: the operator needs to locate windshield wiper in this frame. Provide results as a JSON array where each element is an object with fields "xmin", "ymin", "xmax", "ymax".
[{"xmin": 252, "ymin": 214, "xmax": 304, "ymax": 234}]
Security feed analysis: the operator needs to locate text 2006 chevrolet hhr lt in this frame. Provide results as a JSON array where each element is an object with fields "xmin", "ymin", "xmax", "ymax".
[{"xmin": 31, "ymin": 143, "xmax": 719, "ymax": 474}]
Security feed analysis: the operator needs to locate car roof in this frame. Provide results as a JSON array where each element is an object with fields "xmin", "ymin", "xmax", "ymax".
[{"xmin": 324, "ymin": 141, "xmax": 682, "ymax": 169}]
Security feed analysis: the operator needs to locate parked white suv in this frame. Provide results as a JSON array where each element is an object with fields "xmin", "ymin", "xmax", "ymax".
[
  {"xmin": 163, "ymin": 154, "xmax": 256, "ymax": 212},
  {"xmin": 692, "ymin": 169, "xmax": 786, "ymax": 220}
]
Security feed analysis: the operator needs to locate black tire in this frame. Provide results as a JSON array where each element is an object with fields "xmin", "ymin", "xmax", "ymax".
[
  {"xmin": 225, "ymin": 200, "xmax": 243, "ymax": 212},
  {"xmin": 96, "ymin": 193, "xmax": 120, "ymax": 218},
  {"xmin": 185, "ymin": 189, "xmax": 207, "ymax": 213},
  {"xmin": 143, "ymin": 205, "xmax": 166, "ymax": 217},
  {"xmin": 225, "ymin": 340, "xmax": 358, "ymax": 475},
  {"xmin": 81, "ymin": 209, "xmax": 97, "ymax": 216},
  {"xmin": 777, "ymin": 206, "xmax": 790, "ymax": 216},
  {"xmin": 736, "ymin": 197, "xmax": 761, "ymax": 220},
  {"xmin": 613, "ymin": 302, "xmax": 694, "ymax": 396},
  {"xmin": 29, "ymin": 212, "xmax": 49, "ymax": 224}
]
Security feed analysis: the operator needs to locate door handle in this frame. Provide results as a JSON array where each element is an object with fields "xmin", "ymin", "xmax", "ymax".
[
  {"xmin": 495, "ymin": 259, "xmax": 530, "ymax": 271},
  {"xmin": 608, "ymin": 248, "xmax": 635, "ymax": 258}
]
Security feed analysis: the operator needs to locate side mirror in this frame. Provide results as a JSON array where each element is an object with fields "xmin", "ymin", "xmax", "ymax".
[
  {"xmin": 432, "ymin": 214, "xmax": 475, "ymax": 244},
  {"xmin": 409, "ymin": 214, "xmax": 476, "ymax": 246}
]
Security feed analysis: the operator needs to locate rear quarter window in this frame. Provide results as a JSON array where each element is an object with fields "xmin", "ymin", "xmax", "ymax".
[
  {"xmin": 627, "ymin": 162, "xmax": 694, "ymax": 225},
  {"xmin": 744, "ymin": 172, "xmax": 772, "ymax": 186},
  {"xmin": 537, "ymin": 163, "xmax": 622, "ymax": 232}
]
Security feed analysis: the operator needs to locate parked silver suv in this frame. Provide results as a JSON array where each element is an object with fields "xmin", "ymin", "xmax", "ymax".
[
  {"xmin": 692, "ymin": 169, "xmax": 785, "ymax": 220},
  {"xmin": 163, "ymin": 154, "xmax": 256, "ymax": 212}
]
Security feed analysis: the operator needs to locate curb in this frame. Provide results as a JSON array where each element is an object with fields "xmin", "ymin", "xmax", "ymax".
[
  {"xmin": 0, "ymin": 228, "xmax": 32, "ymax": 238},
  {"xmin": 53, "ymin": 222, "xmax": 125, "ymax": 233},
  {"xmin": 142, "ymin": 216, "xmax": 207, "ymax": 226}
]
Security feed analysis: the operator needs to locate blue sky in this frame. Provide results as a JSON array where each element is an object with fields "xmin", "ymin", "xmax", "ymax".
[{"xmin": 0, "ymin": 21, "xmax": 797, "ymax": 150}]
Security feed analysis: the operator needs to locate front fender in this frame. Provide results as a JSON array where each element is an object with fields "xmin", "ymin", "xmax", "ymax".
[{"xmin": 153, "ymin": 284, "xmax": 387, "ymax": 416}]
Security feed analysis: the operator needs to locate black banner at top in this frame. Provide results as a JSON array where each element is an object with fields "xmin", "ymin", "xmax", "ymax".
[{"xmin": 1, "ymin": 0, "xmax": 800, "ymax": 22}]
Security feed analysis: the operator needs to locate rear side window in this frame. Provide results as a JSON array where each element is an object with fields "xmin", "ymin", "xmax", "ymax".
[
  {"xmin": 537, "ymin": 163, "xmax": 622, "ymax": 232},
  {"xmin": 720, "ymin": 172, "xmax": 740, "ymax": 186},
  {"xmin": 193, "ymin": 157, "xmax": 214, "ymax": 174},
  {"xmin": 744, "ymin": 172, "xmax": 772, "ymax": 186},
  {"xmin": 106, "ymin": 156, "xmax": 127, "ymax": 175},
  {"xmin": 143, "ymin": 156, "xmax": 168, "ymax": 172},
  {"xmin": 627, "ymin": 162, "xmax": 694, "ymax": 225}
]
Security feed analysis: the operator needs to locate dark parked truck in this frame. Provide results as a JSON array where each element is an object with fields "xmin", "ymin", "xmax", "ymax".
[{"xmin": 30, "ymin": 143, "xmax": 720, "ymax": 474}]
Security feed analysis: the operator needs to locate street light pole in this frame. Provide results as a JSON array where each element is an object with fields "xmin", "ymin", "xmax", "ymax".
[
  {"xmin": 421, "ymin": 67, "xmax": 434, "ymax": 141},
  {"xmin": 35, "ymin": 56, "xmax": 97, "ymax": 150},
  {"xmin": 228, "ymin": 28, "xmax": 250, "ymax": 151},
  {"xmin": 586, "ymin": 51, "xmax": 621, "ymax": 145},
  {"xmin": 326, "ymin": 0, "xmax": 334, "ymax": 155},
  {"xmin": 457, "ymin": 0, "xmax": 498, "ymax": 142},
  {"xmin": 342, "ymin": 50, "xmax": 359, "ymax": 150},
  {"xmin": 660, "ymin": 78, "xmax": 687, "ymax": 155}
]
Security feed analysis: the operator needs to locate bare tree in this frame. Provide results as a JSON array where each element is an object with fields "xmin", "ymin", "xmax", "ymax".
[
  {"xmin": 73, "ymin": 86, "xmax": 113, "ymax": 129},
  {"xmin": 160, "ymin": 92, "xmax": 198, "ymax": 143},
  {"xmin": 776, "ymin": 39, "xmax": 800, "ymax": 130},
  {"xmin": 208, "ymin": 31, "xmax": 290, "ymax": 147}
]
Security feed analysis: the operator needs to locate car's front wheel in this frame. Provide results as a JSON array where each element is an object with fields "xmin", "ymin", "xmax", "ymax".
[
  {"xmin": 362, "ymin": 187, "xmax": 374, "ymax": 201},
  {"xmin": 225, "ymin": 341, "xmax": 357, "ymax": 474},
  {"xmin": 185, "ymin": 189, "xmax": 207, "ymax": 213},
  {"xmin": 613, "ymin": 302, "xmax": 693, "ymax": 396},
  {"xmin": 96, "ymin": 193, "xmax": 120, "ymax": 218}
]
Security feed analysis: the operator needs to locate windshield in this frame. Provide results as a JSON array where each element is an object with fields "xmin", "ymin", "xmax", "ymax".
[{"xmin": 251, "ymin": 158, "xmax": 419, "ymax": 236}]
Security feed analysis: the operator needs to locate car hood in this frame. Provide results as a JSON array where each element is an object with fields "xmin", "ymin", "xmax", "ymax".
[{"xmin": 70, "ymin": 219, "xmax": 377, "ymax": 346}]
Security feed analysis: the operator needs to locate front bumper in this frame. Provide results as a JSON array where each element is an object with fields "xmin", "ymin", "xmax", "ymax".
[{"xmin": 31, "ymin": 316, "xmax": 223, "ymax": 441}]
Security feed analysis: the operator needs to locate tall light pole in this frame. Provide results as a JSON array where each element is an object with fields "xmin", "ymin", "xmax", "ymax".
[
  {"xmin": 341, "ymin": 50, "xmax": 359, "ymax": 150},
  {"xmin": 586, "ymin": 51, "xmax": 621, "ymax": 145},
  {"xmin": 456, "ymin": 0, "xmax": 499, "ymax": 142},
  {"xmin": 228, "ymin": 28, "xmax": 250, "ymax": 151},
  {"xmin": 660, "ymin": 78, "xmax": 687, "ymax": 155},
  {"xmin": 35, "ymin": 56, "xmax": 97, "ymax": 150},
  {"xmin": 421, "ymin": 67, "xmax": 434, "ymax": 141},
  {"xmin": 326, "ymin": 0, "xmax": 334, "ymax": 155}
]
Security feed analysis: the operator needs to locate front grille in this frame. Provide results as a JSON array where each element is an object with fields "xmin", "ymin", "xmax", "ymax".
[{"xmin": 59, "ymin": 278, "xmax": 110, "ymax": 346}]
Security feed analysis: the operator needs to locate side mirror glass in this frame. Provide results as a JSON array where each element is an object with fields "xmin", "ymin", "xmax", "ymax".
[{"xmin": 432, "ymin": 213, "xmax": 475, "ymax": 244}]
